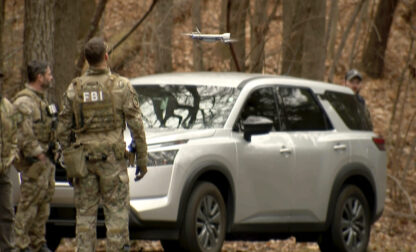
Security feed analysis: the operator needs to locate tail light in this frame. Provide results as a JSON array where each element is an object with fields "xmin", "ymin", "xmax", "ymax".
[{"xmin": 372, "ymin": 137, "xmax": 385, "ymax": 151}]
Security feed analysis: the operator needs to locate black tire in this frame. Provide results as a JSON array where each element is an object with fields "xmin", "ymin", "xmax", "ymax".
[
  {"xmin": 179, "ymin": 182, "xmax": 227, "ymax": 252},
  {"xmin": 319, "ymin": 185, "xmax": 371, "ymax": 252}
]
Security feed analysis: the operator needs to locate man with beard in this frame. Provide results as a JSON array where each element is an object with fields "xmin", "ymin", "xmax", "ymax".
[{"xmin": 13, "ymin": 60, "xmax": 56, "ymax": 252}]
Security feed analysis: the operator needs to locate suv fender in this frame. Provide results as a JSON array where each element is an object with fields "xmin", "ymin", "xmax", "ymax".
[
  {"xmin": 325, "ymin": 163, "xmax": 377, "ymax": 228},
  {"xmin": 177, "ymin": 161, "xmax": 235, "ymax": 231}
]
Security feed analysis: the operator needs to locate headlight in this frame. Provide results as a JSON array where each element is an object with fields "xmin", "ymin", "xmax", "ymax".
[{"xmin": 147, "ymin": 150, "xmax": 178, "ymax": 166}]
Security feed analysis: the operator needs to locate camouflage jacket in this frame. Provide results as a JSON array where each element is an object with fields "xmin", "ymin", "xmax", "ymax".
[
  {"xmin": 0, "ymin": 97, "xmax": 19, "ymax": 174},
  {"xmin": 57, "ymin": 67, "xmax": 148, "ymax": 168},
  {"xmin": 13, "ymin": 85, "xmax": 54, "ymax": 158}
]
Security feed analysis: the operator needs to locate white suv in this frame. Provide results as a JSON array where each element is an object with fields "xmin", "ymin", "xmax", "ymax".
[{"xmin": 28, "ymin": 72, "xmax": 386, "ymax": 252}]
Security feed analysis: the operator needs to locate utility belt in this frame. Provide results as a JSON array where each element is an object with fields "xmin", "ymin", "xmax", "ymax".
[{"xmin": 63, "ymin": 141, "xmax": 126, "ymax": 178}]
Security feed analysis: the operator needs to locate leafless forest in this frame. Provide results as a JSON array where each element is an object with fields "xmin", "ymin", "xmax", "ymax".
[{"xmin": 1, "ymin": 0, "xmax": 416, "ymax": 251}]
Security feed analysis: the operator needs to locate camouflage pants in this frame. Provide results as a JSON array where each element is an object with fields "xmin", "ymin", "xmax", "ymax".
[
  {"xmin": 74, "ymin": 152, "xmax": 130, "ymax": 252},
  {"xmin": 0, "ymin": 168, "xmax": 15, "ymax": 252},
  {"xmin": 14, "ymin": 159, "xmax": 55, "ymax": 251}
]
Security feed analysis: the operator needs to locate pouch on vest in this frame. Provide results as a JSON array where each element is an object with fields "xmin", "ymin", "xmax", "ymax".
[
  {"xmin": 26, "ymin": 160, "xmax": 45, "ymax": 179},
  {"xmin": 63, "ymin": 143, "xmax": 87, "ymax": 178}
]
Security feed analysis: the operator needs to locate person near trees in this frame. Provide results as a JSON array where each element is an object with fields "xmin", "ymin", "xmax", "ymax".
[
  {"xmin": 344, "ymin": 68, "xmax": 366, "ymax": 105},
  {"xmin": 13, "ymin": 60, "xmax": 56, "ymax": 252},
  {"xmin": 57, "ymin": 37, "xmax": 148, "ymax": 252},
  {"xmin": 0, "ymin": 71, "xmax": 20, "ymax": 252},
  {"xmin": 344, "ymin": 68, "xmax": 373, "ymax": 128}
]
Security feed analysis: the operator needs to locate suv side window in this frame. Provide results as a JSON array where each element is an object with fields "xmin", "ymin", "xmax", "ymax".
[
  {"xmin": 277, "ymin": 87, "xmax": 331, "ymax": 131},
  {"xmin": 323, "ymin": 91, "xmax": 373, "ymax": 131},
  {"xmin": 237, "ymin": 87, "xmax": 281, "ymax": 131}
]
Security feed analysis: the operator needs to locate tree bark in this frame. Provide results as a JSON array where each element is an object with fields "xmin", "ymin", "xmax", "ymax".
[
  {"xmin": 24, "ymin": 0, "xmax": 55, "ymax": 84},
  {"xmin": 301, "ymin": 0, "xmax": 326, "ymax": 81},
  {"xmin": 224, "ymin": 0, "xmax": 249, "ymax": 72},
  {"xmin": 249, "ymin": 0, "xmax": 267, "ymax": 73},
  {"xmin": 24, "ymin": 0, "xmax": 55, "ymax": 104},
  {"xmin": 54, "ymin": 0, "xmax": 80, "ymax": 107},
  {"xmin": 325, "ymin": 0, "xmax": 338, "ymax": 60},
  {"xmin": 0, "ymin": 0, "xmax": 4, "ymax": 75},
  {"xmin": 281, "ymin": 0, "xmax": 306, "ymax": 77},
  {"xmin": 361, "ymin": 0, "xmax": 399, "ymax": 78},
  {"xmin": 153, "ymin": 0, "xmax": 173, "ymax": 73},
  {"xmin": 192, "ymin": 0, "xmax": 204, "ymax": 71}
]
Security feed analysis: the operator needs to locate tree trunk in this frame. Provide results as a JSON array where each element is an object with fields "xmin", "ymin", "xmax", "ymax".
[
  {"xmin": 361, "ymin": 0, "xmax": 399, "ymax": 78},
  {"xmin": 54, "ymin": 0, "xmax": 80, "ymax": 107},
  {"xmin": 249, "ymin": 0, "xmax": 267, "ymax": 73},
  {"xmin": 282, "ymin": 0, "xmax": 325, "ymax": 80},
  {"xmin": 192, "ymin": 0, "xmax": 204, "ymax": 71},
  {"xmin": 326, "ymin": 0, "xmax": 338, "ymax": 60},
  {"xmin": 0, "ymin": 0, "xmax": 4, "ymax": 76},
  {"xmin": 23, "ymin": 0, "xmax": 55, "ymax": 86},
  {"xmin": 153, "ymin": 0, "xmax": 172, "ymax": 73},
  {"xmin": 223, "ymin": 0, "xmax": 249, "ymax": 72},
  {"xmin": 301, "ymin": 0, "xmax": 326, "ymax": 81},
  {"xmin": 281, "ymin": 0, "xmax": 306, "ymax": 77}
]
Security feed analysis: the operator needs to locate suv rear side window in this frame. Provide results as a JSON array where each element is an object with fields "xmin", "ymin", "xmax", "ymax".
[
  {"xmin": 323, "ymin": 91, "xmax": 373, "ymax": 131},
  {"xmin": 277, "ymin": 87, "xmax": 331, "ymax": 131}
]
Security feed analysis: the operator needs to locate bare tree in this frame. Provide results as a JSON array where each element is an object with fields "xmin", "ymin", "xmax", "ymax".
[
  {"xmin": 222, "ymin": 0, "xmax": 249, "ymax": 72},
  {"xmin": 192, "ymin": 0, "xmax": 204, "ymax": 71},
  {"xmin": 326, "ymin": 0, "xmax": 338, "ymax": 60},
  {"xmin": 0, "ymin": 0, "xmax": 4, "ymax": 75},
  {"xmin": 281, "ymin": 0, "xmax": 306, "ymax": 77},
  {"xmin": 282, "ymin": 0, "xmax": 326, "ymax": 80},
  {"xmin": 301, "ymin": 0, "xmax": 326, "ymax": 81},
  {"xmin": 23, "ymin": 0, "xmax": 55, "ymax": 85},
  {"xmin": 54, "ymin": 0, "xmax": 80, "ymax": 107},
  {"xmin": 153, "ymin": 0, "xmax": 173, "ymax": 73},
  {"xmin": 361, "ymin": 0, "xmax": 399, "ymax": 78},
  {"xmin": 249, "ymin": 0, "xmax": 268, "ymax": 73}
]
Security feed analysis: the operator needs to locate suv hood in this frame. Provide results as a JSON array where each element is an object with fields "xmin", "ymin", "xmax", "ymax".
[{"xmin": 123, "ymin": 128, "xmax": 216, "ymax": 147}]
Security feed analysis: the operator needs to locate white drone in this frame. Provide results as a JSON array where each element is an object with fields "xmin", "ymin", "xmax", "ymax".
[{"xmin": 183, "ymin": 27, "xmax": 237, "ymax": 43}]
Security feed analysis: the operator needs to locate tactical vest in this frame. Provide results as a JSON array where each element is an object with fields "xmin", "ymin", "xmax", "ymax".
[
  {"xmin": 72, "ymin": 74, "xmax": 123, "ymax": 133},
  {"xmin": 0, "ymin": 98, "xmax": 18, "ymax": 173},
  {"xmin": 13, "ymin": 88, "xmax": 54, "ymax": 144}
]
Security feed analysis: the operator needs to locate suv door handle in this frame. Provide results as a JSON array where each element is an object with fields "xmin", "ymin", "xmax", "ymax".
[
  {"xmin": 333, "ymin": 144, "xmax": 347, "ymax": 151},
  {"xmin": 280, "ymin": 146, "xmax": 292, "ymax": 154}
]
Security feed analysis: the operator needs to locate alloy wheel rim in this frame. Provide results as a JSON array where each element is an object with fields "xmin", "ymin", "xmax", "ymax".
[
  {"xmin": 340, "ymin": 197, "xmax": 367, "ymax": 250},
  {"xmin": 195, "ymin": 194, "xmax": 222, "ymax": 250}
]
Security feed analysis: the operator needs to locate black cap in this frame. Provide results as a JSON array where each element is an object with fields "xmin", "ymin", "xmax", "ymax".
[{"xmin": 345, "ymin": 69, "xmax": 362, "ymax": 81}]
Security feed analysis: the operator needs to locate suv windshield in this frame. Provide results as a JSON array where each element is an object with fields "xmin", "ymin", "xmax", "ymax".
[{"xmin": 134, "ymin": 85, "xmax": 240, "ymax": 129}]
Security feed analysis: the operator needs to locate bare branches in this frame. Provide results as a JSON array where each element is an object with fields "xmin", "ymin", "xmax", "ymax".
[
  {"xmin": 108, "ymin": 0, "xmax": 158, "ymax": 55},
  {"xmin": 387, "ymin": 174, "xmax": 415, "ymax": 215},
  {"xmin": 74, "ymin": 0, "xmax": 108, "ymax": 77},
  {"xmin": 328, "ymin": 0, "xmax": 366, "ymax": 82}
]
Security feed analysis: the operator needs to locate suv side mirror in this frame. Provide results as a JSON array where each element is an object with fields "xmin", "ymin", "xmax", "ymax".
[{"xmin": 243, "ymin": 116, "xmax": 273, "ymax": 142}]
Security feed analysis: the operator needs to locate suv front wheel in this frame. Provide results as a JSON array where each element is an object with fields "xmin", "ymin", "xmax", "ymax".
[
  {"xmin": 319, "ymin": 185, "xmax": 371, "ymax": 252},
  {"xmin": 180, "ymin": 181, "xmax": 226, "ymax": 252}
]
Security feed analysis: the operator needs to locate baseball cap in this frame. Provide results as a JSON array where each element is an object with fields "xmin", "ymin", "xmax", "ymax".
[{"xmin": 345, "ymin": 69, "xmax": 362, "ymax": 81}]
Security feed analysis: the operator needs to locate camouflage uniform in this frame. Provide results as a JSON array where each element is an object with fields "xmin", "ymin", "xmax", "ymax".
[
  {"xmin": 57, "ymin": 68, "xmax": 147, "ymax": 252},
  {"xmin": 0, "ymin": 97, "xmax": 19, "ymax": 252},
  {"xmin": 13, "ymin": 85, "xmax": 56, "ymax": 251}
]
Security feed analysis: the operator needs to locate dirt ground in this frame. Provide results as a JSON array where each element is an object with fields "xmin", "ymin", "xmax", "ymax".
[{"xmin": 55, "ymin": 212, "xmax": 416, "ymax": 252}]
